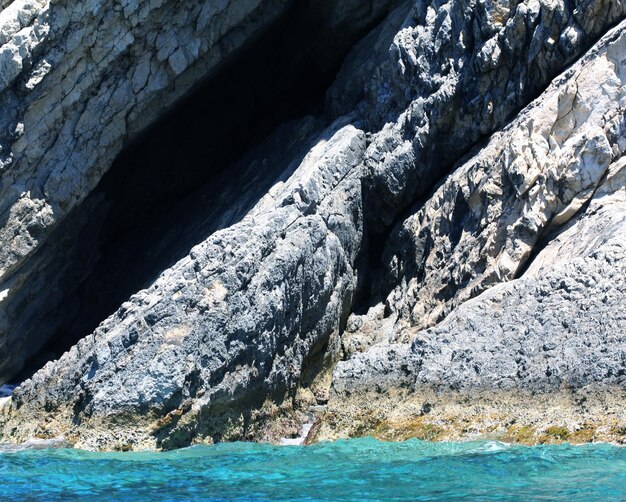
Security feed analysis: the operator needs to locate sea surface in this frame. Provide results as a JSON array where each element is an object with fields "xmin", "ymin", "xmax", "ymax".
[{"xmin": 1, "ymin": 438, "xmax": 626, "ymax": 500}]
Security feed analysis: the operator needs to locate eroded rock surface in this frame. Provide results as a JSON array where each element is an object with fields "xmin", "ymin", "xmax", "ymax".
[
  {"xmin": 326, "ymin": 27, "xmax": 626, "ymax": 435},
  {"xmin": 1, "ymin": 0, "xmax": 625, "ymax": 449},
  {"xmin": 321, "ymin": 156, "xmax": 626, "ymax": 441},
  {"xmin": 0, "ymin": 0, "xmax": 291, "ymax": 279},
  {"xmin": 335, "ymin": 157, "xmax": 626, "ymax": 394},
  {"xmin": 0, "ymin": 0, "xmax": 297, "ymax": 380},
  {"xmin": 381, "ymin": 19, "xmax": 626, "ymax": 337},
  {"xmin": 0, "ymin": 0, "xmax": 400, "ymax": 381},
  {"xmin": 4, "ymin": 121, "xmax": 367, "ymax": 449}
]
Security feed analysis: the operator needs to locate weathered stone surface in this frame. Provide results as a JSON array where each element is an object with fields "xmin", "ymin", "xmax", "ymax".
[
  {"xmin": 333, "ymin": 0, "xmax": 625, "ymax": 338},
  {"xmin": 379, "ymin": 19, "xmax": 626, "ymax": 338},
  {"xmin": 0, "ymin": 0, "xmax": 292, "ymax": 279},
  {"xmin": 3, "ymin": 120, "xmax": 367, "ymax": 449},
  {"xmin": 0, "ymin": 0, "xmax": 295, "ymax": 380},
  {"xmin": 0, "ymin": 0, "xmax": 400, "ymax": 381},
  {"xmin": 1, "ymin": 0, "xmax": 625, "ymax": 450},
  {"xmin": 326, "ymin": 148, "xmax": 626, "ymax": 438},
  {"xmin": 312, "ymin": 387, "xmax": 626, "ymax": 445},
  {"xmin": 321, "ymin": 12, "xmax": 626, "ymax": 443},
  {"xmin": 344, "ymin": 0, "xmax": 625, "ymax": 230}
]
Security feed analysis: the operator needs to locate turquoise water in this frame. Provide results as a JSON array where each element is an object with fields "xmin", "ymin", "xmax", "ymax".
[{"xmin": 2, "ymin": 438, "xmax": 626, "ymax": 500}]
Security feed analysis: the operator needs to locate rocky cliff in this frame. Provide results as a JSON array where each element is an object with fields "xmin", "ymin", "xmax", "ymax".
[
  {"xmin": 0, "ymin": 0, "xmax": 625, "ymax": 450},
  {"xmin": 0, "ymin": 0, "xmax": 402, "ymax": 382}
]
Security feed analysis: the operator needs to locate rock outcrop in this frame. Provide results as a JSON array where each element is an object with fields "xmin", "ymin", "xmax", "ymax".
[
  {"xmin": 0, "ymin": 0, "xmax": 291, "ymax": 278},
  {"xmin": 318, "ymin": 155, "xmax": 626, "ymax": 443},
  {"xmin": 0, "ymin": 0, "xmax": 297, "ymax": 380},
  {"xmin": 333, "ymin": 157, "xmax": 626, "ymax": 396},
  {"xmin": 380, "ymin": 15, "xmax": 626, "ymax": 337},
  {"xmin": 0, "ymin": 0, "xmax": 625, "ymax": 449},
  {"xmin": 5, "ymin": 120, "xmax": 369, "ymax": 449},
  {"xmin": 319, "ymin": 20, "xmax": 626, "ymax": 442},
  {"xmin": 0, "ymin": 0, "xmax": 400, "ymax": 381}
]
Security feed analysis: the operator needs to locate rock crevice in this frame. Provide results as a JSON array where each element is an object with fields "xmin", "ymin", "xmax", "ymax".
[{"xmin": 0, "ymin": 0, "xmax": 404, "ymax": 382}]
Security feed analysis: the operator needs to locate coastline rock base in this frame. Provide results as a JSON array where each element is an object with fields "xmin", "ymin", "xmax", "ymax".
[{"xmin": 312, "ymin": 387, "xmax": 626, "ymax": 446}]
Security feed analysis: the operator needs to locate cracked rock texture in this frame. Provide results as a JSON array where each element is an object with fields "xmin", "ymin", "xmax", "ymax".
[
  {"xmin": 322, "ymin": 155, "xmax": 626, "ymax": 440},
  {"xmin": 380, "ymin": 18, "xmax": 626, "ymax": 338},
  {"xmin": 1, "ymin": 0, "xmax": 625, "ymax": 449},
  {"xmin": 0, "ymin": 0, "xmax": 291, "ymax": 277},
  {"xmin": 334, "ymin": 156, "xmax": 626, "ymax": 396},
  {"xmin": 5, "ymin": 119, "xmax": 368, "ymax": 449},
  {"xmin": 0, "ymin": 0, "xmax": 399, "ymax": 380},
  {"xmin": 325, "ymin": 24, "xmax": 626, "ymax": 438},
  {"xmin": 0, "ymin": 0, "xmax": 295, "ymax": 379}
]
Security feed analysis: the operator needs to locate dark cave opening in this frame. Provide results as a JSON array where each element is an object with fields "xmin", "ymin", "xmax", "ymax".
[{"xmin": 11, "ymin": 0, "xmax": 402, "ymax": 382}]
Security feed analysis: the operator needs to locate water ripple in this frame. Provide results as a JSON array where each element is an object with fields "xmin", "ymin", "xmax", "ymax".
[{"xmin": 1, "ymin": 438, "xmax": 625, "ymax": 500}]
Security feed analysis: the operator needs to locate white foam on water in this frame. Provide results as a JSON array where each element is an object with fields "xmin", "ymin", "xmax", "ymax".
[
  {"xmin": 279, "ymin": 422, "xmax": 314, "ymax": 446},
  {"xmin": 0, "ymin": 436, "xmax": 72, "ymax": 453}
]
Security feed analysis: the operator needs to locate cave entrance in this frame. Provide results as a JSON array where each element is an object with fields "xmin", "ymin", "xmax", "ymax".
[{"xmin": 10, "ymin": 0, "xmax": 403, "ymax": 383}]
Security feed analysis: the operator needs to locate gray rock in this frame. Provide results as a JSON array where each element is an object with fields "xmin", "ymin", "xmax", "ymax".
[
  {"xmin": 1, "ymin": 1, "xmax": 625, "ymax": 449},
  {"xmin": 5, "ymin": 120, "xmax": 367, "ymax": 449},
  {"xmin": 0, "ymin": 0, "xmax": 401, "ymax": 381},
  {"xmin": 0, "ymin": 0, "xmax": 297, "ymax": 380},
  {"xmin": 0, "ymin": 0, "xmax": 292, "ymax": 280},
  {"xmin": 380, "ymin": 19, "xmax": 626, "ymax": 337},
  {"xmin": 333, "ymin": 141, "xmax": 626, "ymax": 401},
  {"xmin": 344, "ymin": 0, "xmax": 625, "ymax": 230}
]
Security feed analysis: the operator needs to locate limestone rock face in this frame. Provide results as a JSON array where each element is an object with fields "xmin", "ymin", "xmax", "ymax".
[
  {"xmin": 327, "ymin": 23, "xmax": 626, "ymax": 431},
  {"xmin": 382, "ymin": 20, "xmax": 626, "ymax": 337},
  {"xmin": 0, "ymin": 0, "xmax": 399, "ymax": 381},
  {"xmin": 6, "ymin": 120, "xmax": 368, "ymax": 448},
  {"xmin": 0, "ymin": 0, "xmax": 290, "ymax": 278},
  {"xmin": 1, "ymin": 0, "xmax": 625, "ymax": 450},
  {"xmin": 0, "ymin": 0, "xmax": 295, "ymax": 379},
  {"xmin": 339, "ymin": 0, "xmax": 625, "ymax": 229},
  {"xmin": 331, "ymin": 155, "xmax": 626, "ymax": 397}
]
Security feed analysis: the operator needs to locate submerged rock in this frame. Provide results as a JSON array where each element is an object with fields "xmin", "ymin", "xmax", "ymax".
[{"xmin": 0, "ymin": 436, "xmax": 70, "ymax": 452}]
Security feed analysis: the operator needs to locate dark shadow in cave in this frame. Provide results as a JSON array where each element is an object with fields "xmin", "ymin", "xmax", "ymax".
[{"xmin": 10, "ymin": 0, "xmax": 403, "ymax": 382}]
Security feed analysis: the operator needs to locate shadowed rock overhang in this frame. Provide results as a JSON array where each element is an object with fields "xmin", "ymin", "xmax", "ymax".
[{"xmin": 1, "ymin": 0, "xmax": 403, "ymax": 383}]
